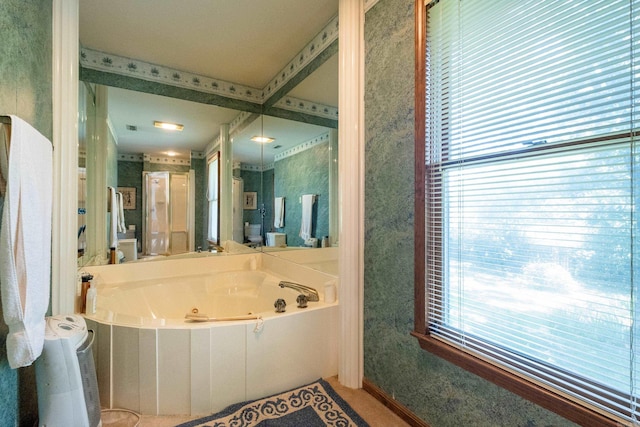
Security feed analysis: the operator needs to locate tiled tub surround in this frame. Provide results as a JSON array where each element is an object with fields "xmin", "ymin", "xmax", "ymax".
[{"xmin": 82, "ymin": 253, "xmax": 338, "ymax": 416}]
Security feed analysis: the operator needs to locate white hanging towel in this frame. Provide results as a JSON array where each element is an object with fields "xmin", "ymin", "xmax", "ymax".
[
  {"xmin": 108, "ymin": 186, "xmax": 118, "ymax": 248},
  {"xmin": 299, "ymin": 194, "xmax": 315, "ymax": 241},
  {"xmin": 0, "ymin": 115, "xmax": 52, "ymax": 369},
  {"xmin": 116, "ymin": 191, "xmax": 126, "ymax": 233},
  {"xmin": 274, "ymin": 197, "xmax": 285, "ymax": 228}
]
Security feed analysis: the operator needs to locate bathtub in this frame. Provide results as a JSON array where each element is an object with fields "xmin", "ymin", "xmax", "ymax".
[{"xmin": 82, "ymin": 253, "xmax": 338, "ymax": 416}]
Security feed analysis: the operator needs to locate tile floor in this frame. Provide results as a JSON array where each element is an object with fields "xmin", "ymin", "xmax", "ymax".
[{"xmin": 110, "ymin": 376, "xmax": 410, "ymax": 427}]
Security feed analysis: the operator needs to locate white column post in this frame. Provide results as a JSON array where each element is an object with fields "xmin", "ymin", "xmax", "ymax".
[
  {"xmin": 328, "ymin": 128, "xmax": 339, "ymax": 247},
  {"xmin": 338, "ymin": 0, "xmax": 365, "ymax": 388},
  {"xmin": 51, "ymin": 0, "xmax": 79, "ymax": 315},
  {"xmin": 219, "ymin": 124, "xmax": 233, "ymax": 242},
  {"xmin": 92, "ymin": 86, "xmax": 108, "ymax": 258}
]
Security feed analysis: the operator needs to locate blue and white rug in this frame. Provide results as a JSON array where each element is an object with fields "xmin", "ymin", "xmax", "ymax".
[{"xmin": 175, "ymin": 379, "xmax": 369, "ymax": 427}]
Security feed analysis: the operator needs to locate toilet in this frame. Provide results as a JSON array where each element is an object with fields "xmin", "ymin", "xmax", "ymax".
[{"xmin": 244, "ymin": 223, "xmax": 262, "ymax": 245}]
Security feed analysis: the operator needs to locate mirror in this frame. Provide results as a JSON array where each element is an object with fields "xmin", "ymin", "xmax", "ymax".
[
  {"xmin": 77, "ymin": 0, "xmax": 339, "ymax": 266},
  {"xmin": 234, "ymin": 114, "xmax": 338, "ymax": 249}
]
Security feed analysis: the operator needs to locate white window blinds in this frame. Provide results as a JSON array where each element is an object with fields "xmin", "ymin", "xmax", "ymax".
[{"xmin": 426, "ymin": 0, "xmax": 640, "ymax": 422}]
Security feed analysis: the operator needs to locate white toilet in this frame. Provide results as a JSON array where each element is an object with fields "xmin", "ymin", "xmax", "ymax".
[{"xmin": 244, "ymin": 223, "xmax": 262, "ymax": 245}]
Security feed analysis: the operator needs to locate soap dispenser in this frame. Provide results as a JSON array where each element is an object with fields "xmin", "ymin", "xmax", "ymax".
[{"xmin": 86, "ymin": 279, "xmax": 98, "ymax": 315}]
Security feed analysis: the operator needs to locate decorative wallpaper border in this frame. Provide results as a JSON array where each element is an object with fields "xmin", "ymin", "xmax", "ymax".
[
  {"xmin": 118, "ymin": 153, "xmax": 144, "ymax": 162},
  {"xmin": 274, "ymin": 132, "xmax": 330, "ymax": 162},
  {"xmin": 143, "ymin": 153, "xmax": 191, "ymax": 166},
  {"xmin": 240, "ymin": 162, "xmax": 275, "ymax": 172},
  {"xmin": 118, "ymin": 152, "xmax": 204, "ymax": 162},
  {"xmin": 240, "ymin": 163, "xmax": 261, "ymax": 172},
  {"xmin": 80, "ymin": 15, "xmax": 339, "ymax": 121},
  {"xmin": 262, "ymin": 15, "xmax": 339, "ymax": 101},
  {"xmin": 81, "ymin": 48, "xmax": 263, "ymax": 104},
  {"xmin": 274, "ymin": 96, "xmax": 338, "ymax": 120}
]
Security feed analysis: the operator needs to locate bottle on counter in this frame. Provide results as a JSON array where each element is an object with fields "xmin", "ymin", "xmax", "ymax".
[
  {"xmin": 86, "ymin": 279, "xmax": 98, "ymax": 315},
  {"xmin": 80, "ymin": 273, "xmax": 93, "ymax": 313}
]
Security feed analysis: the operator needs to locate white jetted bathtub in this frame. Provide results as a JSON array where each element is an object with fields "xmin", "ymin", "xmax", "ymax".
[{"xmin": 82, "ymin": 253, "xmax": 338, "ymax": 416}]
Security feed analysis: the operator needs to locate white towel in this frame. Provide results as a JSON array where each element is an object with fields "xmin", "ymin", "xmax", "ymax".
[
  {"xmin": 0, "ymin": 115, "xmax": 52, "ymax": 369},
  {"xmin": 116, "ymin": 192, "xmax": 126, "ymax": 233},
  {"xmin": 299, "ymin": 194, "xmax": 315, "ymax": 241},
  {"xmin": 274, "ymin": 197, "xmax": 285, "ymax": 228},
  {"xmin": 108, "ymin": 186, "xmax": 118, "ymax": 248}
]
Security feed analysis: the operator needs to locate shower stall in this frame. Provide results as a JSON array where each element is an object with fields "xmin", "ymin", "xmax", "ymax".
[{"xmin": 142, "ymin": 171, "xmax": 195, "ymax": 256}]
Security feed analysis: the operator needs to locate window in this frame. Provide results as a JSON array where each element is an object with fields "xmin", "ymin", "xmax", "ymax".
[
  {"xmin": 207, "ymin": 152, "xmax": 220, "ymax": 243},
  {"xmin": 414, "ymin": 0, "xmax": 640, "ymax": 425}
]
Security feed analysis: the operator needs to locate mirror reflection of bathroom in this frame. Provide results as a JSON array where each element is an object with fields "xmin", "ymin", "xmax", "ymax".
[
  {"xmin": 77, "ymin": 85, "xmax": 338, "ymax": 264},
  {"xmin": 77, "ymin": 0, "xmax": 339, "ymax": 265}
]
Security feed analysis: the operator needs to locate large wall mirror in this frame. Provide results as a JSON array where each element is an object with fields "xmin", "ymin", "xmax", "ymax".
[{"xmin": 77, "ymin": 0, "xmax": 339, "ymax": 267}]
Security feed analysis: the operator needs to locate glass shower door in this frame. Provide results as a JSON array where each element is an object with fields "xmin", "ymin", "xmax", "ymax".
[{"xmin": 143, "ymin": 172, "xmax": 170, "ymax": 255}]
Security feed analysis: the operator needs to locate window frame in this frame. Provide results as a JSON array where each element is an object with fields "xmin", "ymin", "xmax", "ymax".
[
  {"xmin": 411, "ymin": 1, "xmax": 626, "ymax": 425},
  {"xmin": 206, "ymin": 151, "xmax": 220, "ymax": 244}
]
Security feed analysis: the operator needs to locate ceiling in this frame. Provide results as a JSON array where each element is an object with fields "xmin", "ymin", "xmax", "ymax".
[{"xmin": 79, "ymin": 0, "xmax": 339, "ymax": 163}]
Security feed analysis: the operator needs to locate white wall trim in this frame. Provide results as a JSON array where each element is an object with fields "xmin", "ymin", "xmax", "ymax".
[
  {"xmin": 338, "ymin": 0, "xmax": 365, "ymax": 388},
  {"xmin": 51, "ymin": 0, "xmax": 79, "ymax": 315}
]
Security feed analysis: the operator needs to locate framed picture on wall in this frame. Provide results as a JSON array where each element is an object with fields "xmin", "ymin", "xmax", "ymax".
[
  {"xmin": 118, "ymin": 187, "xmax": 136, "ymax": 210},
  {"xmin": 243, "ymin": 192, "xmax": 257, "ymax": 210}
]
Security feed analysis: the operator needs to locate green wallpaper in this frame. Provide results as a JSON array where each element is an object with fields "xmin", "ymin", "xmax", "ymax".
[
  {"xmin": 363, "ymin": 1, "xmax": 576, "ymax": 426},
  {"xmin": 273, "ymin": 142, "xmax": 329, "ymax": 247},
  {"xmin": 262, "ymin": 168, "xmax": 274, "ymax": 236},
  {"xmin": 0, "ymin": 1, "xmax": 52, "ymax": 425},
  {"xmin": 241, "ymin": 169, "xmax": 264, "ymax": 229}
]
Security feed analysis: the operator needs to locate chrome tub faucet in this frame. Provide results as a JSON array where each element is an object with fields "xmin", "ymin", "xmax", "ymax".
[{"xmin": 278, "ymin": 281, "xmax": 320, "ymax": 302}]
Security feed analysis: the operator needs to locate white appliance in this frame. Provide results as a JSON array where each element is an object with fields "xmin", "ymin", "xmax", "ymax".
[
  {"xmin": 266, "ymin": 232, "xmax": 286, "ymax": 247},
  {"xmin": 35, "ymin": 314, "xmax": 101, "ymax": 427},
  {"xmin": 118, "ymin": 238, "xmax": 137, "ymax": 262}
]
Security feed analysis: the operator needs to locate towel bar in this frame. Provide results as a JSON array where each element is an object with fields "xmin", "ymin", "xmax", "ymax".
[
  {"xmin": 0, "ymin": 115, "xmax": 54, "ymax": 198},
  {"xmin": 0, "ymin": 116, "xmax": 10, "ymax": 197},
  {"xmin": 0, "ymin": 116, "xmax": 53, "ymax": 147}
]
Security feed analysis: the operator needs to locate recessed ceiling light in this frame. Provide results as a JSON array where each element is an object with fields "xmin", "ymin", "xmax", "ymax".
[
  {"xmin": 250, "ymin": 136, "xmax": 275, "ymax": 144},
  {"xmin": 154, "ymin": 121, "xmax": 184, "ymax": 131}
]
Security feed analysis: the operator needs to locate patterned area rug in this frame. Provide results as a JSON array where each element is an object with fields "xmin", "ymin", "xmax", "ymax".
[{"xmin": 175, "ymin": 379, "xmax": 369, "ymax": 427}]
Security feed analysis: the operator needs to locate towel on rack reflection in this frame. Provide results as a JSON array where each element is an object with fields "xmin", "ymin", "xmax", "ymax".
[
  {"xmin": 274, "ymin": 197, "xmax": 285, "ymax": 228},
  {"xmin": 0, "ymin": 115, "xmax": 52, "ymax": 368},
  {"xmin": 108, "ymin": 187, "xmax": 118, "ymax": 248},
  {"xmin": 299, "ymin": 194, "xmax": 315, "ymax": 241},
  {"xmin": 116, "ymin": 192, "xmax": 126, "ymax": 233}
]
